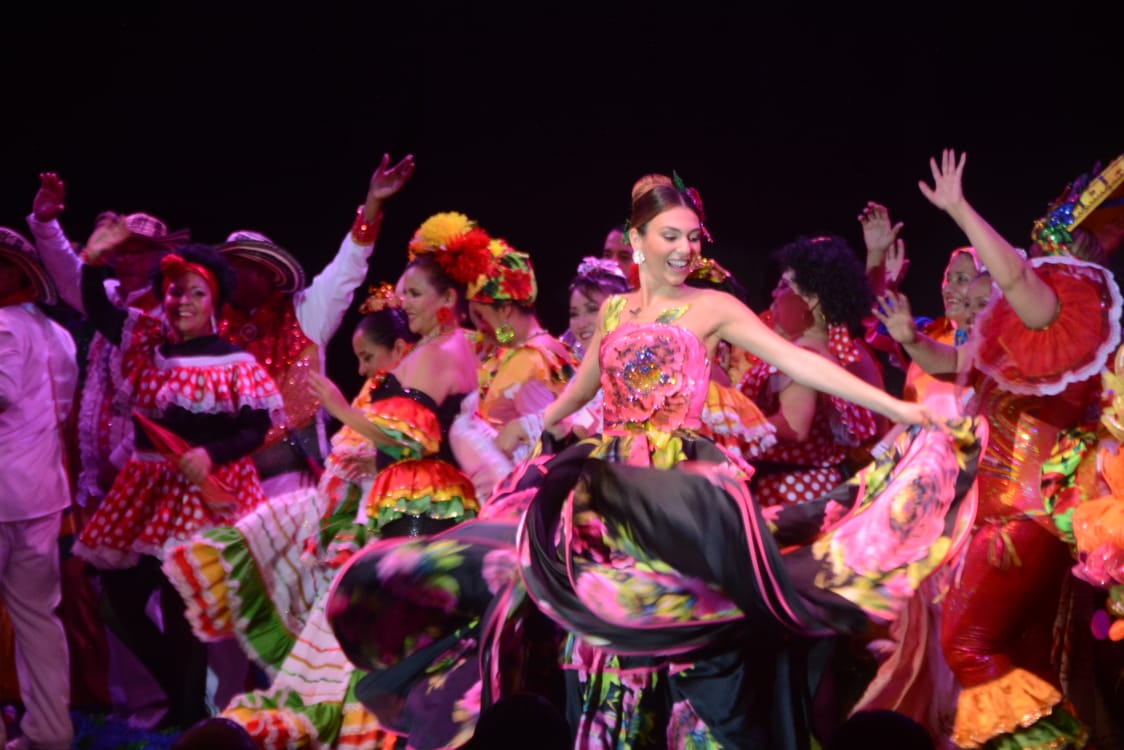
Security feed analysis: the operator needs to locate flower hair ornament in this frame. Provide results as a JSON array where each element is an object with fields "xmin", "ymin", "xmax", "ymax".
[
  {"xmin": 408, "ymin": 211, "xmax": 493, "ymax": 288},
  {"xmin": 358, "ymin": 281, "xmax": 401, "ymax": 315},
  {"xmin": 1032, "ymin": 154, "xmax": 1124, "ymax": 257},
  {"xmin": 467, "ymin": 238, "xmax": 537, "ymax": 305},
  {"xmin": 672, "ymin": 171, "xmax": 714, "ymax": 243}
]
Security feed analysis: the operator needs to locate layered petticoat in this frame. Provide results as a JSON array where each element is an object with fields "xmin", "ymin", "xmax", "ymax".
[{"xmin": 163, "ymin": 373, "xmax": 477, "ymax": 748}]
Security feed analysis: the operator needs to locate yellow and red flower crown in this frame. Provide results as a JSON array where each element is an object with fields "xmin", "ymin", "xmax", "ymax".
[{"xmin": 467, "ymin": 237, "xmax": 538, "ymax": 305}]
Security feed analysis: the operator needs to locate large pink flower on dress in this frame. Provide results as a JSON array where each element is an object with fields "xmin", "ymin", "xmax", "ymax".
[{"xmin": 601, "ymin": 326, "xmax": 695, "ymax": 430}]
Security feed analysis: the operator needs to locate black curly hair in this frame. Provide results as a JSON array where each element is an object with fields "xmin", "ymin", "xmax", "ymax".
[
  {"xmin": 151, "ymin": 242, "xmax": 237, "ymax": 309},
  {"xmin": 774, "ymin": 234, "xmax": 872, "ymax": 334}
]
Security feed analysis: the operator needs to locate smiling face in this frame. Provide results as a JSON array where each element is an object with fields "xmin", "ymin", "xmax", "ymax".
[
  {"xmin": 568, "ymin": 287, "xmax": 605, "ymax": 351},
  {"xmin": 963, "ymin": 272, "xmax": 996, "ymax": 329},
  {"xmin": 163, "ymin": 270, "xmax": 215, "ymax": 340},
  {"xmin": 942, "ymin": 250, "xmax": 978, "ymax": 327},
  {"xmin": 630, "ymin": 206, "xmax": 702, "ymax": 287},
  {"xmin": 398, "ymin": 264, "xmax": 449, "ymax": 336}
]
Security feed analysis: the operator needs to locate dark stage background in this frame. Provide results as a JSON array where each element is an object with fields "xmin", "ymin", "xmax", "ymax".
[{"xmin": 4, "ymin": 4, "xmax": 1122, "ymax": 396}]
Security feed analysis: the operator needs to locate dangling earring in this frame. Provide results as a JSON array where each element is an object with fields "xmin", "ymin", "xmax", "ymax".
[
  {"xmin": 632, "ymin": 248, "xmax": 645, "ymax": 265},
  {"xmin": 435, "ymin": 306, "xmax": 454, "ymax": 328},
  {"xmin": 495, "ymin": 323, "xmax": 516, "ymax": 345},
  {"xmin": 210, "ymin": 313, "xmax": 217, "ymax": 333}
]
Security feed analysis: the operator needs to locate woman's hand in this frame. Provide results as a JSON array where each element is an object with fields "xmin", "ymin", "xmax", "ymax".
[
  {"xmin": 858, "ymin": 200, "xmax": 903, "ymax": 267},
  {"xmin": 80, "ymin": 213, "xmax": 130, "ymax": 265},
  {"xmin": 179, "ymin": 447, "xmax": 214, "ymax": 485},
  {"xmin": 308, "ymin": 370, "xmax": 349, "ymax": 421},
  {"xmin": 884, "ymin": 238, "xmax": 909, "ymax": 287},
  {"xmin": 872, "ymin": 291, "xmax": 917, "ymax": 345},
  {"xmin": 918, "ymin": 149, "xmax": 967, "ymax": 214},
  {"xmin": 886, "ymin": 400, "xmax": 936, "ymax": 428},
  {"xmin": 495, "ymin": 419, "xmax": 531, "ymax": 457},
  {"xmin": 32, "ymin": 172, "xmax": 66, "ymax": 222},
  {"xmin": 367, "ymin": 153, "xmax": 416, "ymax": 204}
]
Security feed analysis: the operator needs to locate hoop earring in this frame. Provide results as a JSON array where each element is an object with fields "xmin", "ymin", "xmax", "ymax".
[{"xmin": 495, "ymin": 323, "xmax": 516, "ymax": 345}]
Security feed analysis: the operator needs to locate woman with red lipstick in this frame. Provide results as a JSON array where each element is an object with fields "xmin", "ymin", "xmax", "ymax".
[{"xmin": 71, "ymin": 224, "xmax": 284, "ymax": 729}]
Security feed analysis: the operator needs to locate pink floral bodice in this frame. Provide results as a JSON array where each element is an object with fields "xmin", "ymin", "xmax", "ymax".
[{"xmin": 598, "ymin": 296, "xmax": 710, "ymax": 435}]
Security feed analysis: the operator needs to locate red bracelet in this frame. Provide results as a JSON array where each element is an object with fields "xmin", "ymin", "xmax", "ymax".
[{"xmin": 350, "ymin": 205, "xmax": 382, "ymax": 245}]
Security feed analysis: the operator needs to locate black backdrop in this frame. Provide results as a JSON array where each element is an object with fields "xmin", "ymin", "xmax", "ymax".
[{"xmin": 4, "ymin": 4, "xmax": 1122, "ymax": 397}]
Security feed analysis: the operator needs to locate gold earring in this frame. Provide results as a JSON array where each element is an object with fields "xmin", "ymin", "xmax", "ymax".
[{"xmin": 495, "ymin": 323, "xmax": 516, "ymax": 344}]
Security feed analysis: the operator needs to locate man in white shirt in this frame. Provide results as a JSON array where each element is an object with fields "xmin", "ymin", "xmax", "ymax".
[{"xmin": 0, "ymin": 227, "xmax": 78, "ymax": 750}]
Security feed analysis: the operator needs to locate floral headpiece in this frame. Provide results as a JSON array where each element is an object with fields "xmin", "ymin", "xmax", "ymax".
[
  {"xmin": 467, "ymin": 238, "xmax": 538, "ymax": 305},
  {"xmin": 1032, "ymin": 154, "xmax": 1124, "ymax": 256},
  {"xmin": 575, "ymin": 256, "xmax": 627, "ymax": 280},
  {"xmin": 407, "ymin": 211, "xmax": 494, "ymax": 288},
  {"xmin": 358, "ymin": 282, "xmax": 401, "ymax": 315}
]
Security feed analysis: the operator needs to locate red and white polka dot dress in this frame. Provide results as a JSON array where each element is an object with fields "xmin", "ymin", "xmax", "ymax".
[
  {"xmin": 75, "ymin": 312, "xmax": 284, "ymax": 569},
  {"xmin": 739, "ymin": 350, "xmax": 877, "ymax": 507}
]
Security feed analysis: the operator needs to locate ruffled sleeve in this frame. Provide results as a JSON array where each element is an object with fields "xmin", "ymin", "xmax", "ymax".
[{"xmin": 972, "ymin": 257, "xmax": 1122, "ymax": 396}]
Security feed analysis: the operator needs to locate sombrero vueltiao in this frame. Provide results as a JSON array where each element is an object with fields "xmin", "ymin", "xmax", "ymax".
[
  {"xmin": 219, "ymin": 230, "xmax": 307, "ymax": 293},
  {"xmin": 0, "ymin": 226, "xmax": 58, "ymax": 305}
]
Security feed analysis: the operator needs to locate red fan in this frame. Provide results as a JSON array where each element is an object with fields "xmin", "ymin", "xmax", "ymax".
[{"xmin": 133, "ymin": 411, "xmax": 238, "ymax": 512}]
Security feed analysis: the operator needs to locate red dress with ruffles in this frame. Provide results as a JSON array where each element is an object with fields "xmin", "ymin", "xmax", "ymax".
[
  {"xmin": 73, "ymin": 310, "xmax": 284, "ymax": 570},
  {"xmin": 942, "ymin": 256, "xmax": 1121, "ymax": 749}
]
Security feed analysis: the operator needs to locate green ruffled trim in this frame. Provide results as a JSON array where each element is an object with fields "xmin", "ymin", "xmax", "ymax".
[
  {"xmin": 376, "ymin": 496, "xmax": 474, "ymax": 530},
  {"xmin": 373, "ymin": 424, "xmax": 426, "ymax": 461},
  {"xmin": 983, "ymin": 703, "xmax": 1088, "ymax": 750},
  {"xmin": 198, "ymin": 526, "xmax": 324, "ymax": 672}
]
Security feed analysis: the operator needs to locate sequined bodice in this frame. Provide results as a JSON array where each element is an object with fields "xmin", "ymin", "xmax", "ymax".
[{"xmin": 599, "ymin": 321, "xmax": 710, "ymax": 433}]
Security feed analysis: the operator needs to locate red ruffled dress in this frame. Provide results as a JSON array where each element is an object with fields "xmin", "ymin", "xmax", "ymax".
[
  {"xmin": 73, "ymin": 306, "xmax": 284, "ymax": 570},
  {"xmin": 943, "ymin": 256, "xmax": 1121, "ymax": 749}
]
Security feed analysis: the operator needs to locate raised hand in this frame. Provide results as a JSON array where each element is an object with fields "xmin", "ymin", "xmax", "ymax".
[
  {"xmin": 80, "ymin": 213, "xmax": 130, "ymax": 265},
  {"xmin": 918, "ymin": 148, "xmax": 967, "ymax": 213},
  {"xmin": 367, "ymin": 153, "xmax": 416, "ymax": 203},
  {"xmin": 872, "ymin": 291, "xmax": 917, "ymax": 345},
  {"xmin": 858, "ymin": 201, "xmax": 903, "ymax": 264},
  {"xmin": 884, "ymin": 238, "xmax": 909, "ymax": 287},
  {"xmin": 32, "ymin": 172, "xmax": 66, "ymax": 222}
]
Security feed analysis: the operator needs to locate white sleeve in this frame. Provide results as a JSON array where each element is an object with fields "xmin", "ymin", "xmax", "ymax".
[
  {"xmin": 447, "ymin": 391, "xmax": 514, "ymax": 501},
  {"xmin": 293, "ymin": 232, "xmax": 374, "ymax": 346},
  {"xmin": 26, "ymin": 214, "xmax": 84, "ymax": 313}
]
